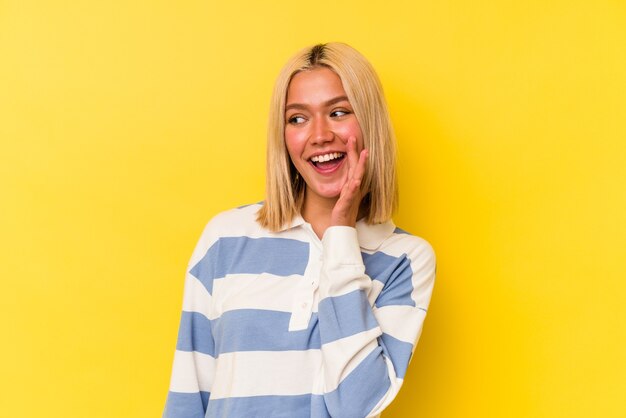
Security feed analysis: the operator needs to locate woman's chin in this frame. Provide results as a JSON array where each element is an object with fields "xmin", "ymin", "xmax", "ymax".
[{"xmin": 309, "ymin": 184, "xmax": 343, "ymax": 200}]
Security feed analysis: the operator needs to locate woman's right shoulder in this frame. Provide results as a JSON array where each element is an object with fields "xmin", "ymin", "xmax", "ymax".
[
  {"xmin": 199, "ymin": 201, "xmax": 266, "ymax": 240},
  {"xmin": 187, "ymin": 202, "xmax": 265, "ymax": 266}
]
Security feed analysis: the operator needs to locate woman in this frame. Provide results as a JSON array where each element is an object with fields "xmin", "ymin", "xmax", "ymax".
[{"xmin": 164, "ymin": 42, "xmax": 436, "ymax": 418}]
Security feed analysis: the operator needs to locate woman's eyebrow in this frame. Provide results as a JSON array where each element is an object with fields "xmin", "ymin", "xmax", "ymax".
[{"xmin": 285, "ymin": 95, "xmax": 350, "ymax": 111}]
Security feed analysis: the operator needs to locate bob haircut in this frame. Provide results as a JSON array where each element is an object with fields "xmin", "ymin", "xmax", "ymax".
[{"xmin": 257, "ymin": 42, "xmax": 398, "ymax": 231}]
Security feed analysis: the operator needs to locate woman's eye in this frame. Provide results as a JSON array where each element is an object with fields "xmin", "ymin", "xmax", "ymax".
[
  {"xmin": 288, "ymin": 115, "xmax": 306, "ymax": 124},
  {"xmin": 331, "ymin": 110, "xmax": 350, "ymax": 117}
]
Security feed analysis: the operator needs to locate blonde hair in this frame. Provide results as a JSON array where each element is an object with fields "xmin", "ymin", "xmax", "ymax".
[{"xmin": 257, "ymin": 42, "xmax": 398, "ymax": 231}]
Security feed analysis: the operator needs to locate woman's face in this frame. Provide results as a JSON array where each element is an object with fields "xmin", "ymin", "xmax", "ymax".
[{"xmin": 284, "ymin": 67, "xmax": 364, "ymax": 203}]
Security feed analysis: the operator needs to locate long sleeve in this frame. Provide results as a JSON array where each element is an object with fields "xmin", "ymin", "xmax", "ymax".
[
  {"xmin": 317, "ymin": 226, "xmax": 436, "ymax": 417},
  {"xmin": 163, "ymin": 223, "xmax": 219, "ymax": 418}
]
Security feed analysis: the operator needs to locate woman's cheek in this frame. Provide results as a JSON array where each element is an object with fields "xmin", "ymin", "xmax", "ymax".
[
  {"xmin": 284, "ymin": 129, "xmax": 307, "ymax": 155},
  {"xmin": 337, "ymin": 122, "xmax": 364, "ymax": 149}
]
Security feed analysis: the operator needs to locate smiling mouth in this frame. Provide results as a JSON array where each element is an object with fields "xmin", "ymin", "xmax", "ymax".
[{"xmin": 309, "ymin": 152, "xmax": 346, "ymax": 170}]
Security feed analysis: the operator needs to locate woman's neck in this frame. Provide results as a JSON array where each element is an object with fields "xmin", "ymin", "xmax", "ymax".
[{"xmin": 300, "ymin": 191, "xmax": 337, "ymax": 240}]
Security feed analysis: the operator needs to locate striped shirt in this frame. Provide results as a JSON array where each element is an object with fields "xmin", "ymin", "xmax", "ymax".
[{"xmin": 163, "ymin": 203, "xmax": 436, "ymax": 418}]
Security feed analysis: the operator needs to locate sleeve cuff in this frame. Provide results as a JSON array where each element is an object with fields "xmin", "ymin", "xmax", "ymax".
[{"xmin": 320, "ymin": 226, "xmax": 370, "ymax": 298}]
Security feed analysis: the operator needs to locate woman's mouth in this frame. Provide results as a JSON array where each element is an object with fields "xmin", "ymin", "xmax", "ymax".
[{"xmin": 309, "ymin": 152, "xmax": 346, "ymax": 173}]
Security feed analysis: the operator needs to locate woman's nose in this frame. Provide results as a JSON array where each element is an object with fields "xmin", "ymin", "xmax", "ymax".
[{"xmin": 310, "ymin": 117, "xmax": 333, "ymax": 144}]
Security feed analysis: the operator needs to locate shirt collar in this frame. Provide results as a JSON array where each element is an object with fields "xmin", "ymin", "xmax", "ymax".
[
  {"xmin": 355, "ymin": 218, "xmax": 396, "ymax": 251},
  {"xmin": 279, "ymin": 214, "xmax": 395, "ymax": 251},
  {"xmin": 279, "ymin": 214, "xmax": 306, "ymax": 231}
]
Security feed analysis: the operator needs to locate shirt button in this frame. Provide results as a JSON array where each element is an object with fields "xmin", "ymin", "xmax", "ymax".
[{"xmin": 301, "ymin": 302, "xmax": 308, "ymax": 309}]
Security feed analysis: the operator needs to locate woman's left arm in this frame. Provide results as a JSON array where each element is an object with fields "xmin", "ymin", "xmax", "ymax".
[{"xmin": 317, "ymin": 226, "xmax": 436, "ymax": 417}]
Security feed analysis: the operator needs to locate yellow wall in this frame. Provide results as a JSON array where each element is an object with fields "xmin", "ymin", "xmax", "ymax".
[{"xmin": 1, "ymin": 1, "xmax": 624, "ymax": 417}]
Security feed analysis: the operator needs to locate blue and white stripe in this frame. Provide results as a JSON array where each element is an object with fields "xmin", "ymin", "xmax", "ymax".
[{"xmin": 164, "ymin": 203, "xmax": 436, "ymax": 418}]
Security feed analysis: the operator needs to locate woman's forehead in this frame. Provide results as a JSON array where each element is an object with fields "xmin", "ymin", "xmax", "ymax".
[{"xmin": 286, "ymin": 67, "xmax": 347, "ymax": 106}]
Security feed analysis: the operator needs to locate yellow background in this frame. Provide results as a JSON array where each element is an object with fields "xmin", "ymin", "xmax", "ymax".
[{"xmin": 1, "ymin": 1, "xmax": 625, "ymax": 417}]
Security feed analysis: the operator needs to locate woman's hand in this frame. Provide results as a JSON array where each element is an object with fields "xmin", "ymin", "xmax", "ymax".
[{"xmin": 330, "ymin": 136, "xmax": 369, "ymax": 227}]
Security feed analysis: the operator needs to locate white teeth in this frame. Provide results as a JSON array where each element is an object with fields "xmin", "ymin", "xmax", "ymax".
[{"xmin": 311, "ymin": 152, "xmax": 344, "ymax": 163}]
